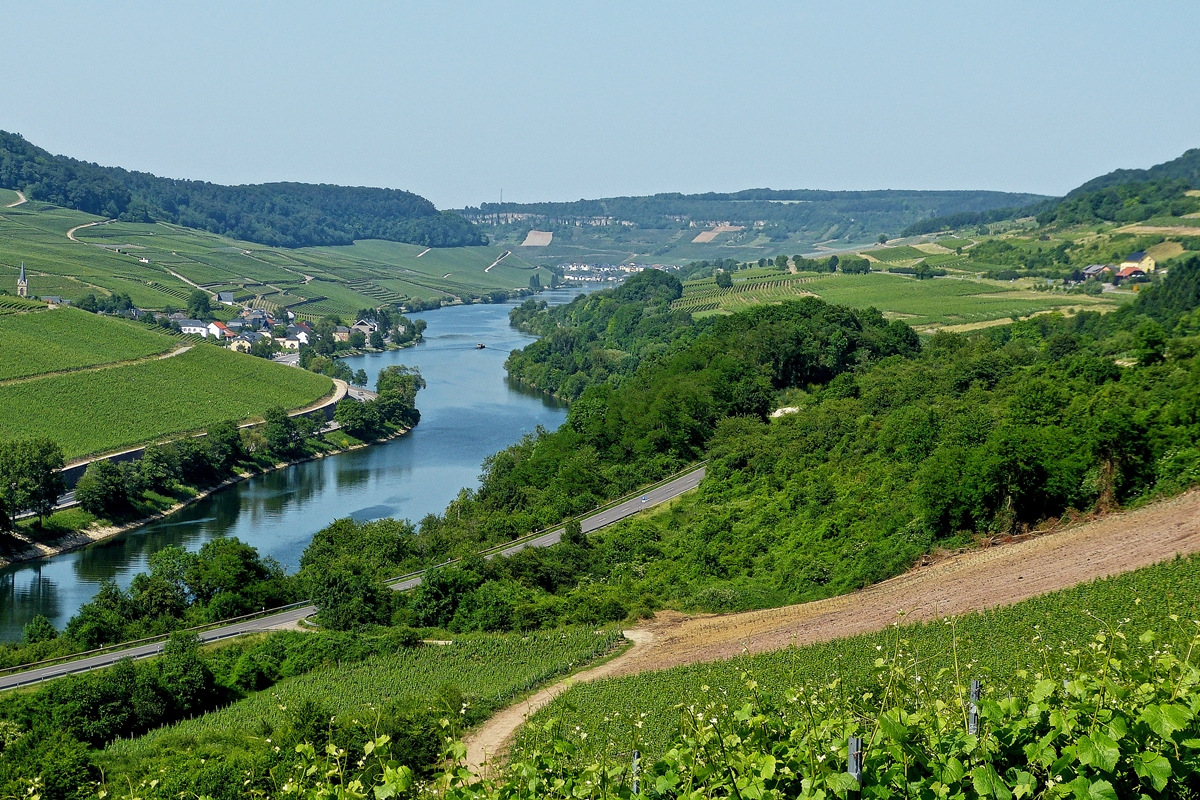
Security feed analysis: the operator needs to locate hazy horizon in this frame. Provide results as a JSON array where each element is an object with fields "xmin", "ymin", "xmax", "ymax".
[{"xmin": 3, "ymin": 2, "xmax": 1197, "ymax": 209}]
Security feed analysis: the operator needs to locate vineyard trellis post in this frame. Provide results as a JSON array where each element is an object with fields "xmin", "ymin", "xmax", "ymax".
[
  {"xmin": 968, "ymin": 679, "xmax": 981, "ymax": 735},
  {"xmin": 847, "ymin": 735, "xmax": 863, "ymax": 789},
  {"xmin": 631, "ymin": 748, "xmax": 641, "ymax": 794}
]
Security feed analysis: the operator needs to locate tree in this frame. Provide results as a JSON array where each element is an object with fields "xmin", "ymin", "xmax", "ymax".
[
  {"xmin": 22, "ymin": 614, "xmax": 58, "ymax": 645},
  {"xmin": 529, "ymin": 273, "xmax": 541, "ymax": 291},
  {"xmin": 74, "ymin": 460, "xmax": 129, "ymax": 518},
  {"xmin": 354, "ymin": 368, "xmax": 369, "ymax": 386},
  {"xmin": 263, "ymin": 406, "xmax": 304, "ymax": 460},
  {"xmin": 715, "ymin": 270, "xmax": 733, "ymax": 289},
  {"xmin": 186, "ymin": 290, "xmax": 212, "ymax": 320},
  {"xmin": 773, "ymin": 255, "xmax": 788, "ymax": 271},
  {"xmin": 157, "ymin": 632, "xmax": 213, "ymax": 716},
  {"xmin": 792, "ymin": 255, "xmax": 807, "ymax": 271},
  {"xmin": 369, "ymin": 330, "xmax": 385, "ymax": 349},
  {"xmin": 250, "ymin": 336, "xmax": 277, "ymax": 359},
  {"xmin": 878, "ymin": 234, "xmax": 889, "ymax": 244},
  {"xmin": 205, "ymin": 420, "xmax": 244, "ymax": 473},
  {"xmin": 348, "ymin": 330, "xmax": 367, "ymax": 349},
  {"xmin": 0, "ymin": 438, "xmax": 65, "ymax": 527},
  {"xmin": 307, "ymin": 557, "xmax": 391, "ymax": 630}
]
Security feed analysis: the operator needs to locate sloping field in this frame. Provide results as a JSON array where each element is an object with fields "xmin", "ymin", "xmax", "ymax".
[
  {"xmin": 470, "ymin": 488, "xmax": 1200, "ymax": 765},
  {"xmin": 800, "ymin": 273, "xmax": 1122, "ymax": 327},
  {"xmin": 0, "ymin": 205, "xmax": 191, "ymax": 308},
  {"xmin": 0, "ymin": 345, "xmax": 333, "ymax": 458},
  {"xmin": 105, "ymin": 629, "xmax": 622, "ymax": 766},
  {"xmin": 0, "ymin": 308, "xmax": 177, "ymax": 381},
  {"xmin": 315, "ymin": 240, "xmax": 552, "ymax": 294}
]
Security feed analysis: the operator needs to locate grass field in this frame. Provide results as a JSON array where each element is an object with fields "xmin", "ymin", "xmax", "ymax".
[
  {"xmin": 0, "ymin": 201, "xmax": 556, "ymax": 317},
  {"xmin": 0, "ymin": 345, "xmax": 333, "ymax": 458},
  {"xmin": 521, "ymin": 553, "xmax": 1200, "ymax": 761},
  {"xmin": 675, "ymin": 271, "xmax": 1126, "ymax": 328},
  {"xmin": 0, "ymin": 308, "xmax": 177, "ymax": 381},
  {"xmin": 104, "ymin": 628, "xmax": 622, "ymax": 764}
]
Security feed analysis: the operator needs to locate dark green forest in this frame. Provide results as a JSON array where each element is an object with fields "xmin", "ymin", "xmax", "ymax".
[{"xmin": 0, "ymin": 131, "xmax": 485, "ymax": 248}]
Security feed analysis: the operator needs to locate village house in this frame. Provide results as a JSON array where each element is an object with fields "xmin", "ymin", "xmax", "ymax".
[
  {"xmin": 351, "ymin": 319, "xmax": 377, "ymax": 336},
  {"xmin": 216, "ymin": 291, "xmax": 236, "ymax": 305},
  {"xmin": 279, "ymin": 335, "xmax": 301, "ymax": 350},
  {"xmin": 1082, "ymin": 264, "xmax": 1113, "ymax": 280},
  {"xmin": 1121, "ymin": 251, "xmax": 1156, "ymax": 273},
  {"xmin": 207, "ymin": 321, "xmax": 234, "ymax": 339},
  {"xmin": 287, "ymin": 323, "xmax": 312, "ymax": 344},
  {"xmin": 229, "ymin": 331, "xmax": 268, "ymax": 352},
  {"xmin": 178, "ymin": 319, "xmax": 209, "ymax": 336},
  {"xmin": 333, "ymin": 325, "xmax": 351, "ymax": 343}
]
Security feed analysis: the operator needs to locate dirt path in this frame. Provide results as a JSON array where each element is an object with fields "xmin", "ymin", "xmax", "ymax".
[
  {"xmin": 66, "ymin": 219, "xmax": 111, "ymax": 242},
  {"xmin": 5, "ymin": 190, "xmax": 25, "ymax": 208},
  {"xmin": 165, "ymin": 268, "xmax": 204, "ymax": 291},
  {"xmin": 467, "ymin": 488, "xmax": 1200, "ymax": 772},
  {"xmin": 464, "ymin": 629, "xmax": 656, "ymax": 773}
]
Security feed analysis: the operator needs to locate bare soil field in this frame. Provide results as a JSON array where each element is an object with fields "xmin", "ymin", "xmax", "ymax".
[
  {"xmin": 692, "ymin": 224, "xmax": 744, "ymax": 243},
  {"xmin": 465, "ymin": 487, "xmax": 1200, "ymax": 771},
  {"xmin": 520, "ymin": 230, "xmax": 553, "ymax": 246}
]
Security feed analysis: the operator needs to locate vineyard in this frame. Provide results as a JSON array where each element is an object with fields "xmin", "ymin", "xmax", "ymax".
[
  {"xmin": 866, "ymin": 244, "xmax": 930, "ymax": 262},
  {"xmin": 1, "ymin": 200, "xmax": 553, "ymax": 317},
  {"xmin": 0, "ymin": 345, "xmax": 333, "ymax": 458},
  {"xmin": 671, "ymin": 274, "xmax": 818, "ymax": 313},
  {"xmin": 521, "ymin": 552, "xmax": 1200, "ymax": 762},
  {"xmin": 0, "ymin": 307, "xmax": 177, "ymax": 381},
  {"xmin": 105, "ymin": 628, "xmax": 624, "ymax": 764},
  {"xmin": 0, "ymin": 296, "xmax": 45, "ymax": 315}
]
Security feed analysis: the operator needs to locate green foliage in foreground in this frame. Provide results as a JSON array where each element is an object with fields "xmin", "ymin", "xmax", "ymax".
[
  {"xmin": 0, "ymin": 345, "xmax": 333, "ymax": 458},
  {"xmin": 148, "ymin": 611, "xmax": 1200, "ymax": 799},
  {"xmin": 0, "ymin": 308, "xmax": 175, "ymax": 381},
  {"xmin": 92, "ymin": 629, "xmax": 621, "ymax": 799}
]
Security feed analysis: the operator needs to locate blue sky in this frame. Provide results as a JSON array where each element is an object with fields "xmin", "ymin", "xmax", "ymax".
[{"xmin": 3, "ymin": 2, "xmax": 1197, "ymax": 208}]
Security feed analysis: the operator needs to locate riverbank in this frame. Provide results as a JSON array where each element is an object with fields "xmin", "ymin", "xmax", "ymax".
[{"xmin": 0, "ymin": 424, "xmax": 413, "ymax": 569}]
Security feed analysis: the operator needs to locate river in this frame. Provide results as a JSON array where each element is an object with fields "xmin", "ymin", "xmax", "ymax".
[{"xmin": 0, "ymin": 290, "xmax": 581, "ymax": 642}]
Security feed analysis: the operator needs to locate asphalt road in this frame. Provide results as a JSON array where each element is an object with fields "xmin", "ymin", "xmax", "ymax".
[{"xmin": 0, "ymin": 466, "xmax": 705, "ymax": 691}]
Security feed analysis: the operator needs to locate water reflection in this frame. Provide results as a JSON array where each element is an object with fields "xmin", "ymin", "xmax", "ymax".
[{"xmin": 0, "ymin": 290, "xmax": 583, "ymax": 640}]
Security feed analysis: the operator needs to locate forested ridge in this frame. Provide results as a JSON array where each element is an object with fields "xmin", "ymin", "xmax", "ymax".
[
  {"xmin": 0, "ymin": 131, "xmax": 485, "ymax": 248},
  {"xmin": 903, "ymin": 146, "xmax": 1200, "ymax": 235}
]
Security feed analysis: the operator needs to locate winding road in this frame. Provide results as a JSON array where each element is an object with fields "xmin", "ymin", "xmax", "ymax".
[
  {"xmin": 5, "ymin": 190, "xmax": 26, "ymax": 208},
  {"xmin": 0, "ymin": 467, "xmax": 706, "ymax": 691}
]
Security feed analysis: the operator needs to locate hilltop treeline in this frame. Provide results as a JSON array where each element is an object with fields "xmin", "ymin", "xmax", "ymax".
[
  {"xmin": 903, "ymin": 146, "xmax": 1200, "ymax": 235},
  {"xmin": 0, "ymin": 131, "xmax": 485, "ymax": 248}
]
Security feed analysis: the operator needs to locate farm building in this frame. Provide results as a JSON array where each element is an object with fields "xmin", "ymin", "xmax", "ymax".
[
  {"xmin": 216, "ymin": 291, "xmax": 236, "ymax": 305},
  {"xmin": 1116, "ymin": 266, "xmax": 1146, "ymax": 282},
  {"xmin": 1121, "ymin": 251, "xmax": 1156, "ymax": 272},
  {"xmin": 1082, "ymin": 264, "xmax": 1113, "ymax": 279}
]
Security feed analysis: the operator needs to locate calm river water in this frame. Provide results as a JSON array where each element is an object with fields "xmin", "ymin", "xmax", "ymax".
[{"xmin": 0, "ymin": 290, "xmax": 582, "ymax": 641}]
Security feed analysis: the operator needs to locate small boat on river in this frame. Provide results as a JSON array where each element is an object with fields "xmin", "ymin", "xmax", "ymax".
[{"xmin": 476, "ymin": 343, "xmax": 486, "ymax": 349}]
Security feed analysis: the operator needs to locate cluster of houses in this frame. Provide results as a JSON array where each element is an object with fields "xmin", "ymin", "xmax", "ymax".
[
  {"xmin": 173, "ymin": 307, "xmax": 314, "ymax": 352},
  {"xmin": 1081, "ymin": 251, "xmax": 1157, "ymax": 284}
]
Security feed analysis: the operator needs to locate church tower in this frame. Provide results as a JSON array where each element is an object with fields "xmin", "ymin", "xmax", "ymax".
[{"xmin": 16, "ymin": 262, "xmax": 27, "ymax": 298}]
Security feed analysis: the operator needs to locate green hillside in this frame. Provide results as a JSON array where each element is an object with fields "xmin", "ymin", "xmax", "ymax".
[
  {"xmin": 0, "ymin": 345, "xmax": 333, "ymax": 458},
  {"xmin": 0, "ymin": 307, "xmax": 177, "ymax": 381},
  {"xmin": 525, "ymin": 552, "xmax": 1200, "ymax": 761},
  {"xmin": 0, "ymin": 200, "xmax": 554, "ymax": 316}
]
